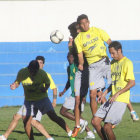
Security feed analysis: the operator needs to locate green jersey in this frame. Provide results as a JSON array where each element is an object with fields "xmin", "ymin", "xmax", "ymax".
[
  {"xmin": 15, "ymin": 68, "xmax": 50, "ymax": 101},
  {"xmin": 67, "ymin": 63, "xmax": 78, "ymax": 97}
]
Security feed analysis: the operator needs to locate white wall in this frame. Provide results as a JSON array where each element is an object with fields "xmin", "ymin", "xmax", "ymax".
[{"xmin": 0, "ymin": 0, "xmax": 140, "ymax": 42}]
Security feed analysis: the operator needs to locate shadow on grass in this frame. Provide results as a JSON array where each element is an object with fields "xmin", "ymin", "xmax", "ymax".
[{"xmin": 0, "ymin": 130, "xmax": 71, "ymax": 139}]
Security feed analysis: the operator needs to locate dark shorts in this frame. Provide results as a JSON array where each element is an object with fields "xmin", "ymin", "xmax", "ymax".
[
  {"xmin": 24, "ymin": 97, "xmax": 54, "ymax": 117},
  {"xmin": 80, "ymin": 66, "xmax": 89, "ymax": 98}
]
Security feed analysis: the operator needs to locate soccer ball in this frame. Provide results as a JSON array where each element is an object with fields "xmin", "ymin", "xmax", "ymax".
[{"xmin": 50, "ymin": 30, "xmax": 64, "ymax": 44}]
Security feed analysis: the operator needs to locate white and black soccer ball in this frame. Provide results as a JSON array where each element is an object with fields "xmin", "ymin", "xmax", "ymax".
[{"xmin": 50, "ymin": 30, "xmax": 64, "ymax": 44}]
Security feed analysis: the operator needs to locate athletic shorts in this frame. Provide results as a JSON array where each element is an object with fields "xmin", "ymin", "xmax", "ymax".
[
  {"xmin": 95, "ymin": 101, "xmax": 127, "ymax": 125},
  {"xmin": 89, "ymin": 57, "xmax": 111, "ymax": 90},
  {"xmin": 63, "ymin": 96, "xmax": 84, "ymax": 112},
  {"xmin": 17, "ymin": 105, "xmax": 42, "ymax": 122},
  {"xmin": 74, "ymin": 66, "xmax": 89, "ymax": 97},
  {"xmin": 24, "ymin": 97, "xmax": 54, "ymax": 118}
]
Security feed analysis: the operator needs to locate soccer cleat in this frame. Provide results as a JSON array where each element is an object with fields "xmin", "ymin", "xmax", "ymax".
[
  {"xmin": 0, "ymin": 135, "xmax": 7, "ymax": 140},
  {"xmin": 131, "ymin": 111, "xmax": 139, "ymax": 121},
  {"xmin": 80, "ymin": 120, "xmax": 88, "ymax": 133},
  {"xmin": 70, "ymin": 136, "xmax": 76, "ymax": 140},
  {"xmin": 84, "ymin": 133, "xmax": 95, "ymax": 139},
  {"xmin": 71, "ymin": 127, "xmax": 81, "ymax": 137},
  {"xmin": 112, "ymin": 125, "xmax": 116, "ymax": 129}
]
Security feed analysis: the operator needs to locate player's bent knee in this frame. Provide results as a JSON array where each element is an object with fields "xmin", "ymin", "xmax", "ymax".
[
  {"xmin": 31, "ymin": 119, "xmax": 36, "ymax": 127},
  {"xmin": 92, "ymin": 118, "xmax": 97, "ymax": 127},
  {"xmin": 75, "ymin": 97, "xmax": 80, "ymax": 106},
  {"xmin": 90, "ymin": 93, "xmax": 96, "ymax": 99},
  {"xmin": 92, "ymin": 117, "xmax": 101, "ymax": 127},
  {"xmin": 60, "ymin": 108, "xmax": 64, "ymax": 116},
  {"xmin": 13, "ymin": 114, "xmax": 22, "ymax": 121},
  {"xmin": 104, "ymin": 123, "xmax": 112, "ymax": 131}
]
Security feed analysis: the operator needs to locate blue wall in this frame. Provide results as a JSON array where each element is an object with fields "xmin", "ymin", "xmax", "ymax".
[{"xmin": 0, "ymin": 40, "xmax": 140, "ymax": 107}]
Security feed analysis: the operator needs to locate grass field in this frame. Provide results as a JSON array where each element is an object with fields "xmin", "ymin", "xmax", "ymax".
[{"xmin": 0, "ymin": 103, "xmax": 140, "ymax": 140}]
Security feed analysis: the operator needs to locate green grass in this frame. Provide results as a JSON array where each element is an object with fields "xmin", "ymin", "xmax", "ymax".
[{"xmin": 0, "ymin": 103, "xmax": 140, "ymax": 140}]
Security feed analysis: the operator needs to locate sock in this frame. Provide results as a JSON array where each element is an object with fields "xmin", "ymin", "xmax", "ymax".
[
  {"xmin": 131, "ymin": 110, "xmax": 135, "ymax": 114},
  {"xmin": 0, "ymin": 135, "xmax": 7, "ymax": 140},
  {"xmin": 47, "ymin": 137, "xmax": 53, "ymax": 140},
  {"xmin": 76, "ymin": 125, "xmax": 80, "ymax": 128},
  {"xmin": 68, "ymin": 130, "xmax": 72, "ymax": 136},
  {"xmin": 80, "ymin": 119, "xmax": 85, "ymax": 125}
]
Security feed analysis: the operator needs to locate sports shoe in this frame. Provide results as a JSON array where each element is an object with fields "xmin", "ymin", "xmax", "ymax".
[
  {"xmin": 112, "ymin": 125, "xmax": 116, "ymax": 129},
  {"xmin": 69, "ymin": 136, "xmax": 76, "ymax": 140},
  {"xmin": 93, "ymin": 128, "xmax": 97, "ymax": 134},
  {"xmin": 0, "ymin": 135, "xmax": 7, "ymax": 140},
  {"xmin": 72, "ymin": 127, "xmax": 81, "ymax": 137},
  {"xmin": 84, "ymin": 133, "xmax": 95, "ymax": 139},
  {"xmin": 46, "ymin": 137, "xmax": 54, "ymax": 140},
  {"xmin": 80, "ymin": 120, "xmax": 88, "ymax": 133},
  {"xmin": 131, "ymin": 111, "xmax": 139, "ymax": 121}
]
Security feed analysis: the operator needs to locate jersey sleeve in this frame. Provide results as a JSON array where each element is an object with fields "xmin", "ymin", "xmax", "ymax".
[
  {"xmin": 47, "ymin": 73, "xmax": 56, "ymax": 89},
  {"xmin": 15, "ymin": 69, "xmax": 23, "ymax": 84},
  {"xmin": 124, "ymin": 60, "xmax": 135, "ymax": 81},
  {"xmin": 98, "ymin": 28, "xmax": 110, "ymax": 42},
  {"xmin": 74, "ymin": 34, "xmax": 83, "ymax": 53}
]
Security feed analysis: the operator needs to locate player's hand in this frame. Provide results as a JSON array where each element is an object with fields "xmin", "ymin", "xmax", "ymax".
[
  {"xmin": 10, "ymin": 83, "xmax": 17, "ymax": 90},
  {"xmin": 109, "ymin": 93, "xmax": 119, "ymax": 103},
  {"xmin": 78, "ymin": 64, "xmax": 83, "ymax": 71},
  {"xmin": 59, "ymin": 92, "xmax": 64, "ymax": 97},
  {"xmin": 97, "ymin": 92, "xmax": 106, "ymax": 103},
  {"xmin": 97, "ymin": 95, "xmax": 102, "ymax": 103},
  {"xmin": 52, "ymin": 101, "xmax": 56, "ymax": 108}
]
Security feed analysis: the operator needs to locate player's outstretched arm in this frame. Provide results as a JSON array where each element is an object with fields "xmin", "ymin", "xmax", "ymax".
[
  {"xmin": 10, "ymin": 82, "xmax": 19, "ymax": 90},
  {"xmin": 59, "ymin": 80, "xmax": 70, "ymax": 97}
]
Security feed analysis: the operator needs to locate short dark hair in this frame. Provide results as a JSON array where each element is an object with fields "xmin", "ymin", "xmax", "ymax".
[
  {"xmin": 68, "ymin": 22, "xmax": 77, "ymax": 31},
  {"xmin": 36, "ymin": 56, "xmax": 45, "ymax": 64},
  {"xmin": 28, "ymin": 60, "xmax": 39, "ymax": 76},
  {"xmin": 77, "ymin": 14, "xmax": 88, "ymax": 24},
  {"xmin": 108, "ymin": 41, "xmax": 122, "ymax": 51},
  {"xmin": 68, "ymin": 22, "xmax": 79, "ymax": 38}
]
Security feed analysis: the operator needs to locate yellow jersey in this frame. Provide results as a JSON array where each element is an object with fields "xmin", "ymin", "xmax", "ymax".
[
  {"xmin": 47, "ymin": 73, "xmax": 57, "ymax": 90},
  {"xmin": 75, "ymin": 26, "xmax": 110, "ymax": 65},
  {"xmin": 111, "ymin": 57, "xmax": 135, "ymax": 104}
]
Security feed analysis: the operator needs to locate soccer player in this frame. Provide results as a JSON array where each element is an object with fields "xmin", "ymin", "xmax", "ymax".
[
  {"xmin": 68, "ymin": 22, "xmax": 95, "ymax": 137},
  {"xmin": 59, "ymin": 53, "xmax": 95, "ymax": 139},
  {"xmin": 92, "ymin": 41, "xmax": 135, "ymax": 140},
  {"xmin": 0, "ymin": 59, "xmax": 72, "ymax": 140},
  {"xmin": 0, "ymin": 56, "xmax": 58, "ymax": 140},
  {"xmin": 72, "ymin": 14, "xmax": 112, "ymax": 137}
]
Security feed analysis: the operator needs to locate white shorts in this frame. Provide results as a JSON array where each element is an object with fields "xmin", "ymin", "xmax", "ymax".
[
  {"xmin": 89, "ymin": 57, "xmax": 111, "ymax": 90},
  {"xmin": 95, "ymin": 101, "xmax": 127, "ymax": 125},
  {"xmin": 63, "ymin": 96, "xmax": 84, "ymax": 112},
  {"xmin": 17, "ymin": 105, "xmax": 42, "ymax": 122}
]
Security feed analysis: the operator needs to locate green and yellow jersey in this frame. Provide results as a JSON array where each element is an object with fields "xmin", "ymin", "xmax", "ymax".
[
  {"xmin": 15, "ymin": 68, "xmax": 50, "ymax": 101},
  {"xmin": 67, "ymin": 63, "xmax": 78, "ymax": 97},
  {"xmin": 110, "ymin": 57, "xmax": 135, "ymax": 104},
  {"xmin": 75, "ymin": 27, "xmax": 110, "ymax": 65}
]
